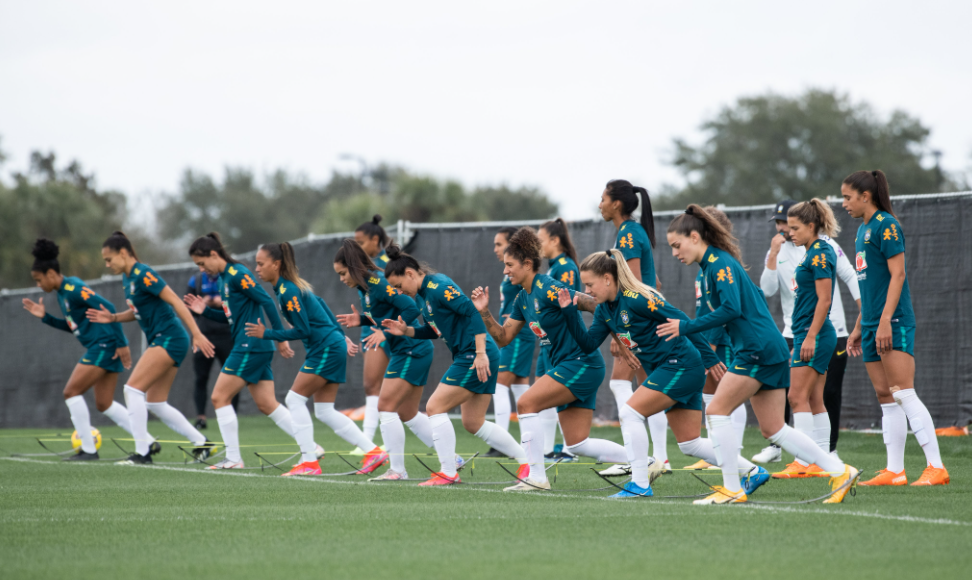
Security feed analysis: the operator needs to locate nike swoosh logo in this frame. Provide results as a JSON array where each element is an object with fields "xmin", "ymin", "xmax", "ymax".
[
  {"xmin": 224, "ymin": 368, "xmax": 235, "ymax": 372},
  {"xmin": 554, "ymin": 373, "xmax": 564, "ymax": 378},
  {"xmin": 646, "ymin": 381, "xmax": 658, "ymax": 386},
  {"xmin": 445, "ymin": 377, "xmax": 456, "ymax": 381},
  {"xmin": 836, "ymin": 350, "xmax": 846, "ymax": 356},
  {"xmin": 778, "ymin": 260, "xmax": 787, "ymax": 264},
  {"xmin": 734, "ymin": 366, "xmax": 747, "ymax": 370},
  {"xmin": 386, "ymin": 371, "xmax": 397, "ymax": 375},
  {"xmin": 82, "ymin": 359, "xmax": 91, "ymax": 363},
  {"xmin": 303, "ymin": 366, "xmax": 313, "ymax": 370},
  {"xmin": 499, "ymin": 366, "xmax": 507, "ymax": 369}
]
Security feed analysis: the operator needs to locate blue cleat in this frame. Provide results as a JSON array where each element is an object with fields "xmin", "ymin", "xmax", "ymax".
[
  {"xmin": 609, "ymin": 480, "xmax": 654, "ymax": 499},
  {"xmin": 741, "ymin": 466, "xmax": 771, "ymax": 495},
  {"xmin": 455, "ymin": 455, "xmax": 466, "ymax": 471}
]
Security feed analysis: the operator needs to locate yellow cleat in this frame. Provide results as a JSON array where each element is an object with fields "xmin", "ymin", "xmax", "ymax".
[
  {"xmin": 686, "ymin": 459, "xmax": 714, "ymax": 470},
  {"xmin": 823, "ymin": 465, "xmax": 859, "ymax": 504},
  {"xmin": 693, "ymin": 486, "xmax": 747, "ymax": 505}
]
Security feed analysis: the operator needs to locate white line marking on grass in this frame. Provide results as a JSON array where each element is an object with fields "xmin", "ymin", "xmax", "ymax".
[{"xmin": 4, "ymin": 457, "xmax": 969, "ymax": 527}]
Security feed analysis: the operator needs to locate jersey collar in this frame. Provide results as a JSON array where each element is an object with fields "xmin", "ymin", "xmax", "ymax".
[
  {"xmin": 417, "ymin": 274, "xmax": 429, "ymax": 298},
  {"xmin": 700, "ymin": 246, "xmax": 718, "ymax": 269},
  {"xmin": 548, "ymin": 253, "xmax": 566, "ymax": 267}
]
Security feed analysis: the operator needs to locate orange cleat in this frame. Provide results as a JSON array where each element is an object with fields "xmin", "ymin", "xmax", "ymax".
[
  {"xmin": 910, "ymin": 465, "xmax": 950, "ymax": 486},
  {"xmin": 686, "ymin": 459, "xmax": 715, "ymax": 470},
  {"xmin": 418, "ymin": 472, "xmax": 461, "ymax": 486},
  {"xmin": 935, "ymin": 426, "xmax": 969, "ymax": 437},
  {"xmin": 859, "ymin": 469, "xmax": 907, "ymax": 486},
  {"xmin": 358, "ymin": 447, "xmax": 389, "ymax": 475},
  {"xmin": 772, "ymin": 461, "xmax": 818, "ymax": 479},
  {"xmin": 282, "ymin": 460, "xmax": 322, "ymax": 477},
  {"xmin": 516, "ymin": 463, "xmax": 530, "ymax": 480}
]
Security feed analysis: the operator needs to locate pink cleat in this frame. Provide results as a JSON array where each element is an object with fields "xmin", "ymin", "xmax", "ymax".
[
  {"xmin": 418, "ymin": 472, "xmax": 461, "ymax": 486},
  {"xmin": 358, "ymin": 447, "xmax": 390, "ymax": 475},
  {"xmin": 282, "ymin": 460, "xmax": 322, "ymax": 477}
]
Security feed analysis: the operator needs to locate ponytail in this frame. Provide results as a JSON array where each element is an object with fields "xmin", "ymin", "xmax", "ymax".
[
  {"xmin": 188, "ymin": 232, "xmax": 237, "ymax": 264},
  {"xmin": 579, "ymin": 250, "xmax": 665, "ymax": 302},
  {"xmin": 334, "ymin": 239, "xmax": 379, "ymax": 291},
  {"xmin": 668, "ymin": 204, "xmax": 745, "ymax": 266},
  {"xmin": 605, "ymin": 180, "xmax": 656, "ymax": 248},
  {"xmin": 31, "ymin": 238, "xmax": 60, "ymax": 273},
  {"xmin": 540, "ymin": 218, "xmax": 578, "ymax": 263},
  {"xmin": 355, "ymin": 214, "xmax": 390, "ymax": 248},
  {"xmin": 505, "ymin": 227, "xmax": 542, "ymax": 272},
  {"xmin": 102, "ymin": 230, "xmax": 139, "ymax": 261},
  {"xmin": 843, "ymin": 170, "xmax": 894, "ymax": 217},
  {"xmin": 788, "ymin": 198, "xmax": 840, "ymax": 238},
  {"xmin": 262, "ymin": 242, "xmax": 312, "ymax": 292},
  {"xmin": 702, "ymin": 206, "xmax": 733, "ymax": 234},
  {"xmin": 383, "ymin": 244, "xmax": 432, "ymax": 278}
]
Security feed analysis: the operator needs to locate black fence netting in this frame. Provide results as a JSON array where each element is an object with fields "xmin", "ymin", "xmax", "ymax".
[{"xmin": 2, "ymin": 193, "xmax": 970, "ymax": 429}]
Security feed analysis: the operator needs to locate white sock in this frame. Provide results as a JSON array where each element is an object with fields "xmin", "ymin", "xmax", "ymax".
[
  {"xmin": 381, "ymin": 411, "xmax": 407, "ymax": 473},
  {"xmin": 609, "ymin": 380, "xmax": 633, "ymax": 415},
  {"xmin": 792, "ymin": 412, "xmax": 813, "ymax": 466},
  {"xmin": 518, "ymin": 413, "xmax": 547, "ymax": 483},
  {"xmin": 812, "ymin": 412, "xmax": 831, "ymax": 454},
  {"xmin": 539, "ymin": 407, "xmax": 558, "ymax": 454},
  {"xmin": 881, "ymin": 402, "xmax": 907, "ymax": 472},
  {"xmin": 285, "ymin": 391, "xmax": 317, "ymax": 463},
  {"xmin": 702, "ymin": 393, "xmax": 715, "ymax": 409},
  {"xmin": 647, "ymin": 412, "xmax": 669, "ymax": 463},
  {"xmin": 102, "ymin": 401, "xmax": 132, "ymax": 434},
  {"xmin": 363, "ymin": 396, "xmax": 380, "ymax": 443},
  {"xmin": 893, "ymin": 389, "xmax": 944, "ymax": 469},
  {"xmin": 731, "ymin": 404, "xmax": 747, "ymax": 450},
  {"xmin": 475, "ymin": 421, "xmax": 526, "ymax": 463},
  {"xmin": 566, "ymin": 437, "xmax": 627, "ymax": 463},
  {"xmin": 215, "ymin": 405, "xmax": 241, "ymax": 463},
  {"xmin": 147, "ymin": 402, "xmax": 206, "ymax": 446},
  {"xmin": 404, "ymin": 412, "xmax": 434, "ymax": 448},
  {"xmin": 678, "ymin": 437, "xmax": 755, "ymax": 475},
  {"xmin": 769, "ymin": 425, "xmax": 844, "ymax": 475},
  {"xmin": 701, "ymin": 393, "xmax": 715, "ymax": 439},
  {"xmin": 511, "ymin": 384, "xmax": 530, "ymax": 406},
  {"xmin": 315, "ymin": 402, "xmax": 376, "ymax": 452},
  {"xmin": 620, "ymin": 405, "xmax": 652, "ymax": 488},
  {"xmin": 429, "ymin": 413, "xmax": 458, "ymax": 478},
  {"xmin": 268, "ymin": 404, "xmax": 296, "ymax": 439},
  {"xmin": 493, "ymin": 384, "xmax": 511, "ymax": 433},
  {"xmin": 123, "ymin": 386, "xmax": 150, "ymax": 456},
  {"xmin": 708, "ymin": 415, "xmax": 742, "ymax": 493},
  {"xmin": 65, "ymin": 395, "xmax": 96, "ymax": 454}
]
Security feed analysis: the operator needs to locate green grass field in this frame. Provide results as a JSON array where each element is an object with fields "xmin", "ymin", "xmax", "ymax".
[{"xmin": 1, "ymin": 417, "xmax": 970, "ymax": 579}]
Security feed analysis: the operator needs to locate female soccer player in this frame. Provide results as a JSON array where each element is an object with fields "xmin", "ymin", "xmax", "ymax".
[
  {"xmin": 183, "ymin": 233, "xmax": 300, "ymax": 470},
  {"xmin": 687, "ymin": 207, "xmax": 742, "ymax": 471},
  {"xmin": 557, "ymin": 250, "xmax": 769, "ymax": 498},
  {"xmin": 380, "ymin": 245, "xmax": 529, "ymax": 486},
  {"xmin": 536, "ymin": 218, "xmax": 582, "ymax": 460},
  {"xmin": 87, "ymin": 232, "xmax": 216, "ymax": 465},
  {"xmin": 245, "ymin": 242, "xmax": 386, "ymax": 477},
  {"xmin": 772, "ymin": 200, "xmax": 840, "ymax": 479},
  {"xmin": 470, "ymin": 228, "xmax": 627, "ymax": 492},
  {"xmin": 491, "ymin": 226, "xmax": 534, "ymax": 453},
  {"xmin": 22, "ymin": 238, "xmax": 148, "ymax": 460},
  {"xmin": 842, "ymin": 170, "xmax": 948, "ymax": 486},
  {"xmin": 333, "ymin": 240, "xmax": 436, "ymax": 480},
  {"xmin": 354, "ymin": 215, "xmax": 393, "ymax": 444},
  {"xmin": 597, "ymin": 180, "xmax": 669, "ymax": 470},
  {"xmin": 657, "ymin": 206, "xmax": 857, "ymax": 504}
]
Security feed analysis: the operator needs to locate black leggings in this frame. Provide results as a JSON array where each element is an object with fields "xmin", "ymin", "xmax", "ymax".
[
  {"xmin": 784, "ymin": 336, "xmax": 848, "ymax": 452},
  {"xmin": 192, "ymin": 332, "xmax": 237, "ymax": 416}
]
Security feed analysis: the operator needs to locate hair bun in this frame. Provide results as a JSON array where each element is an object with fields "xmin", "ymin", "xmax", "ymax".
[
  {"xmin": 110, "ymin": 230, "xmax": 128, "ymax": 239},
  {"xmin": 207, "ymin": 232, "xmax": 222, "ymax": 242},
  {"xmin": 385, "ymin": 244, "xmax": 402, "ymax": 259},
  {"xmin": 372, "ymin": 214, "xmax": 383, "ymax": 225},
  {"xmin": 32, "ymin": 238, "xmax": 60, "ymax": 261}
]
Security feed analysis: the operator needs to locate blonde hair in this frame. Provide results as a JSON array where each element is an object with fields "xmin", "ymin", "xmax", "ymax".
[
  {"xmin": 788, "ymin": 198, "xmax": 840, "ymax": 238},
  {"xmin": 579, "ymin": 249, "xmax": 665, "ymax": 303}
]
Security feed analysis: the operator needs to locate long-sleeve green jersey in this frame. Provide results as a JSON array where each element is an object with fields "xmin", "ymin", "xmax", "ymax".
[
  {"xmin": 262, "ymin": 278, "xmax": 344, "ymax": 349},
  {"xmin": 201, "ymin": 262, "xmax": 284, "ymax": 352},
  {"xmin": 413, "ymin": 273, "xmax": 494, "ymax": 358},
  {"xmin": 42, "ymin": 276, "xmax": 128, "ymax": 349},
  {"xmin": 500, "ymin": 274, "xmax": 535, "ymax": 343},
  {"xmin": 695, "ymin": 268, "xmax": 732, "ymax": 347},
  {"xmin": 358, "ymin": 271, "xmax": 433, "ymax": 357},
  {"xmin": 123, "ymin": 262, "xmax": 182, "ymax": 339}
]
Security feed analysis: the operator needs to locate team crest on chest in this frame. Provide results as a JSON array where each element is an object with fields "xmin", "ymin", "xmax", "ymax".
[
  {"xmin": 864, "ymin": 229, "xmax": 871, "ymax": 242},
  {"xmin": 426, "ymin": 302, "xmax": 432, "ymax": 314},
  {"xmin": 620, "ymin": 310, "xmax": 630, "ymax": 324},
  {"xmin": 533, "ymin": 298, "xmax": 539, "ymax": 312},
  {"xmin": 130, "ymin": 282, "xmax": 135, "ymax": 294}
]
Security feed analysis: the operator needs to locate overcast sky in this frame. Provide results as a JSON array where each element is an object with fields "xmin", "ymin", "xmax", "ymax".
[{"xmin": 2, "ymin": 1, "xmax": 970, "ymax": 221}]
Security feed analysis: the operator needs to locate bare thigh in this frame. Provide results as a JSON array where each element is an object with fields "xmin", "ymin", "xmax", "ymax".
[
  {"xmin": 706, "ymin": 373, "xmax": 762, "ymax": 417},
  {"xmin": 63, "ymin": 364, "xmax": 108, "ymax": 399},
  {"xmin": 611, "ymin": 355, "xmax": 647, "ymax": 383},
  {"xmin": 91, "ymin": 371, "xmax": 120, "ymax": 412},
  {"xmin": 459, "ymin": 393, "xmax": 493, "ymax": 434},
  {"xmin": 247, "ymin": 380, "xmax": 281, "ymax": 415},
  {"xmin": 212, "ymin": 372, "xmax": 248, "ymax": 409},
  {"xmin": 788, "ymin": 367, "xmax": 820, "ymax": 413},
  {"xmin": 516, "ymin": 374, "xmax": 576, "ymax": 415},
  {"xmin": 880, "ymin": 350, "xmax": 915, "ymax": 393},
  {"xmin": 425, "ymin": 383, "xmax": 475, "ymax": 417},
  {"xmin": 666, "ymin": 408, "xmax": 704, "ymax": 443},
  {"xmin": 291, "ymin": 372, "xmax": 329, "ymax": 398},
  {"xmin": 625, "ymin": 386, "xmax": 676, "ymax": 420},
  {"xmin": 127, "ymin": 346, "xmax": 177, "ymax": 392},
  {"xmin": 558, "ymin": 407, "xmax": 594, "ymax": 446},
  {"xmin": 864, "ymin": 361, "xmax": 893, "ymax": 404},
  {"xmin": 377, "ymin": 378, "xmax": 419, "ymax": 416},
  {"xmin": 362, "ymin": 347, "xmax": 389, "ymax": 397},
  {"xmin": 146, "ymin": 366, "xmax": 179, "ymax": 403},
  {"xmin": 749, "ymin": 388, "xmax": 788, "ymax": 438},
  {"xmin": 498, "ymin": 371, "xmax": 529, "ymax": 387}
]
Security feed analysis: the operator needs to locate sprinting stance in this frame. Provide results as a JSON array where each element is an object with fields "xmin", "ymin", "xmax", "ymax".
[
  {"xmin": 381, "ymin": 245, "xmax": 529, "ymax": 486},
  {"xmin": 491, "ymin": 226, "xmax": 535, "ymax": 456},
  {"xmin": 687, "ymin": 207, "xmax": 742, "ymax": 470},
  {"xmin": 333, "ymin": 240, "xmax": 437, "ymax": 481},
  {"xmin": 471, "ymin": 228, "xmax": 627, "ymax": 492},
  {"xmin": 772, "ymin": 200, "xmax": 841, "ymax": 479},
  {"xmin": 22, "ymin": 238, "xmax": 150, "ymax": 460},
  {"xmin": 183, "ymin": 233, "xmax": 300, "ymax": 470},
  {"xmin": 353, "ymin": 215, "xmax": 393, "ymax": 445},
  {"xmin": 536, "ymin": 218, "xmax": 583, "ymax": 461},
  {"xmin": 557, "ymin": 250, "xmax": 770, "ymax": 498},
  {"xmin": 598, "ymin": 180, "xmax": 669, "ymax": 471},
  {"xmin": 842, "ymin": 171, "xmax": 949, "ymax": 486},
  {"xmin": 245, "ymin": 242, "xmax": 386, "ymax": 477},
  {"xmin": 658, "ymin": 206, "xmax": 857, "ymax": 504},
  {"xmin": 88, "ymin": 232, "xmax": 216, "ymax": 464}
]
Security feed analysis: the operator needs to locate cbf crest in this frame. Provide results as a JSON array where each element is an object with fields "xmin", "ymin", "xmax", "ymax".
[
  {"xmin": 620, "ymin": 310, "xmax": 630, "ymax": 324},
  {"xmin": 864, "ymin": 229, "xmax": 871, "ymax": 242},
  {"xmin": 533, "ymin": 298, "xmax": 540, "ymax": 313}
]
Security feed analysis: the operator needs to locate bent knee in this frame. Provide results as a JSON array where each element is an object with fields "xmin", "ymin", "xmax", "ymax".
[
  {"xmin": 461, "ymin": 417, "xmax": 483, "ymax": 434},
  {"xmin": 255, "ymin": 401, "xmax": 278, "ymax": 415}
]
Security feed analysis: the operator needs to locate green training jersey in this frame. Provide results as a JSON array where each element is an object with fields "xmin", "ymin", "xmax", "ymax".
[
  {"xmin": 123, "ymin": 263, "xmax": 182, "ymax": 340},
  {"xmin": 42, "ymin": 276, "xmax": 128, "ymax": 349},
  {"xmin": 500, "ymin": 274, "xmax": 535, "ymax": 343},
  {"xmin": 615, "ymin": 220, "xmax": 657, "ymax": 287},
  {"xmin": 202, "ymin": 262, "xmax": 284, "ymax": 353},
  {"xmin": 680, "ymin": 247, "xmax": 789, "ymax": 366},
  {"xmin": 414, "ymin": 273, "xmax": 495, "ymax": 358},
  {"xmin": 855, "ymin": 211, "xmax": 915, "ymax": 327},
  {"xmin": 510, "ymin": 274, "xmax": 603, "ymax": 369},
  {"xmin": 263, "ymin": 278, "xmax": 344, "ymax": 350},
  {"xmin": 359, "ymin": 270, "xmax": 433, "ymax": 358},
  {"xmin": 695, "ymin": 268, "xmax": 732, "ymax": 347},
  {"xmin": 791, "ymin": 239, "xmax": 837, "ymax": 335},
  {"xmin": 547, "ymin": 253, "xmax": 582, "ymax": 291}
]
